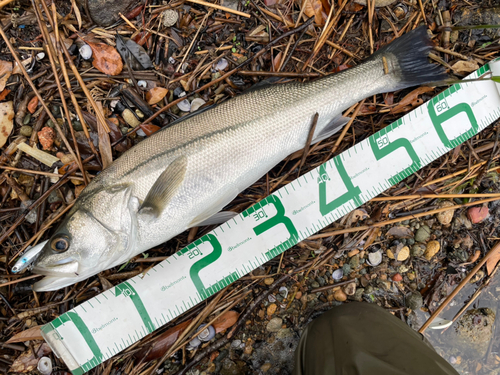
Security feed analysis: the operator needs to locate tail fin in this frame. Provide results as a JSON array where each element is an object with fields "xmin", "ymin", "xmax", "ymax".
[{"xmin": 371, "ymin": 26, "xmax": 448, "ymax": 90}]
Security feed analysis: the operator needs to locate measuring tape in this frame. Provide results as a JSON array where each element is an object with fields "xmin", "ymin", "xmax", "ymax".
[{"xmin": 40, "ymin": 61, "xmax": 500, "ymax": 374}]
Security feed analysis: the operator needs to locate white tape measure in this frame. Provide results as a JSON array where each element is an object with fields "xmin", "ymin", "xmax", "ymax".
[{"xmin": 40, "ymin": 61, "xmax": 500, "ymax": 374}]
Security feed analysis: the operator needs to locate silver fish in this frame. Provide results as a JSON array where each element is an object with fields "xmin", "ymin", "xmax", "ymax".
[
  {"xmin": 30, "ymin": 27, "xmax": 446, "ymax": 291},
  {"xmin": 12, "ymin": 240, "xmax": 48, "ymax": 273}
]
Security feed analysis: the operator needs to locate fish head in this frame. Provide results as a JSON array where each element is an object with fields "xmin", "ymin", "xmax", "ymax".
[{"xmin": 32, "ymin": 207, "xmax": 131, "ymax": 290}]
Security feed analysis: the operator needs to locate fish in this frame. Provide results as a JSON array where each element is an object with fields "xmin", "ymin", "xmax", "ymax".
[{"xmin": 29, "ymin": 27, "xmax": 447, "ymax": 291}]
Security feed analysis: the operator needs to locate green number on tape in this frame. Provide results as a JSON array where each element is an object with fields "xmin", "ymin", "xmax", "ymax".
[
  {"xmin": 115, "ymin": 282, "xmax": 154, "ymax": 333},
  {"xmin": 189, "ymin": 234, "xmax": 238, "ymax": 299},
  {"xmin": 243, "ymin": 195, "xmax": 298, "ymax": 260},
  {"xmin": 369, "ymin": 119, "xmax": 421, "ymax": 185},
  {"xmin": 318, "ymin": 157, "xmax": 361, "ymax": 216},
  {"xmin": 41, "ymin": 312, "xmax": 102, "ymax": 375},
  {"xmin": 428, "ymin": 95, "xmax": 478, "ymax": 148}
]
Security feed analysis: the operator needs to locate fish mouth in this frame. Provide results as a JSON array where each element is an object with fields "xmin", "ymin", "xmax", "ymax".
[{"xmin": 32, "ymin": 260, "xmax": 80, "ymax": 277}]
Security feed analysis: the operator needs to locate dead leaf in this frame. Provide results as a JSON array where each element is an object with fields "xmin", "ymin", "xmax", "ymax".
[
  {"xmin": 146, "ymin": 87, "xmax": 168, "ymax": 105},
  {"xmin": 303, "ymin": 0, "xmax": 327, "ymax": 25},
  {"xmin": 12, "ymin": 57, "xmax": 33, "ymax": 75},
  {"xmin": 6, "ymin": 326, "xmax": 43, "ymax": 343},
  {"xmin": 213, "ymin": 310, "xmax": 239, "ymax": 333},
  {"xmin": 386, "ymin": 226, "xmax": 413, "ymax": 238},
  {"xmin": 139, "ymin": 124, "xmax": 161, "ymax": 136},
  {"xmin": 384, "ymin": 92, "xmax": 394, "ymax": 106},
  {"xmin": 452, "ymin": 60, "xmax": 479, "ymax": 75},
  {"xmin": 27, "ymin": 96, "xmax": 38, "ymax": 114},
  {"xmin": 0, "ymin": 101, "xmax": 14, "ymax": 148},
  {"xmin": 0, "ymin": 89, "xmax": 10, "ymax": 101},
  {"xmin": 9, "ymin": 343, "xmax": 51, "ymax": 373},
  {"xmin": 363, "ymin": 228, "xmax": 380, "ymax": 250},
  {"xmin": 487, "ymin": 247, "xmax": 500, "ymax": 275},
  {"xmin": 0, "ymin": 60, "xmax": 12, "ymax": 92},
  {"xmin": 86, "ymin": 41, "xmax": 123, "ymax": 76},
  {"xmin": 134, "ymin": 320, "xmax": 192, "ymax": 361},
  {"xmin": 348, "ymin": 209, "xmax": 369, "ymax": 224},
  {"xmin": 390, "ymin": 87, "xmax": 434, "ymax": 114},
  {"xmin": 272, "ymin": 51, "xmax": 282, "ymax": 72},
  {"xmin": 469, "ymin": 250, "xmax": 480, "ymax": 263}
]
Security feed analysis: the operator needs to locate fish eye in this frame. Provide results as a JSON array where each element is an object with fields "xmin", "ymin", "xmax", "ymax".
[{"xmin": 50, "ymin": 236, "xmax": 70, "ymax": 253}]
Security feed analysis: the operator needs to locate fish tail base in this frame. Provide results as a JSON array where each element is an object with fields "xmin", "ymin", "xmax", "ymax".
[{"xmin": 371, "ymin": 26, "xmax": 448, "ymax": 91}]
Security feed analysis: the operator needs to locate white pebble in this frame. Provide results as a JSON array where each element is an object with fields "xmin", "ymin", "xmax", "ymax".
[
  {"xmin": 79, "ymin": 44, "xmax": 92, "ymax": 60},
  {"xmin": 367, "ymin": 250, "xmax": 382, "ymax": 266},
  {"xmin": 37, "ymin": 357, "xmax": 52, "ymax": 375},
  {"xmin": 177, "ymin": 99, "xmax": 191, "ymax": 112},
  {"xmin": 214, "ymin": 58, "xmax": 228, "ymax": 71},
  {"xmin": 190, "ymin": 98, "xmax": 206, "ymax": 112}
]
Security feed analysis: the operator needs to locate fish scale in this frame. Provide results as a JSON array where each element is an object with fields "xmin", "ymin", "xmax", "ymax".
[{"xmin": 40, "ymin": 60, "xmax": 500, "ymax": 374}]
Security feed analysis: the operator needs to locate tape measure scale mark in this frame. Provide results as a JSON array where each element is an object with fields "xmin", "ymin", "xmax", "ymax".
[
  {"xmin": 114, "ymin": 282, "xmax": 154, "ymax": 334},
  {"xmin": 243, "ymin": 195, "xmax": 299, "ymax": 260}
]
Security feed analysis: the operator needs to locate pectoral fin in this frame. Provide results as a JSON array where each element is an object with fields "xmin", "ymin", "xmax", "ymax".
[{"xmin": 139, "ymin": 156, "xmax": 187, "ymax": 218}]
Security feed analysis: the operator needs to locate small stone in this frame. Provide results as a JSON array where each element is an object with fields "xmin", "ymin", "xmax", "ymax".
[
  {"xmin": 316, "ymin": 276, "xmax": 326, "ymax": 287},
  {"xmin": 60, "ymin": 154, "xmax": 74, "ymax": 164},
  {"xmin": 392, "ymin": 273, "xmax": 403, "ymax": 282},
  {"xmin": 344, "ymin": 282, "xmax": 356, "ymax": 296},
  {"xmin": 162, "ymin": 9, "xmax": 179, "ymax": 27},
  {"xmin": 38, "ymin": 127, "xmax": 55, "ymax": 150},
  {"xmin": 311, "ymin": 281, "xmax": 319, "ymax": 289},
  {"xmin": 349, "ymin": 254, "xmax": 360, "ymax": 269},
  {"xmin": 72, "ymin": 121, "xmax": 83, "ymax": 131},
  {"xmin": 406, "ymin": 238, "xmax": 415, "ymax": 246},
  {"xmin": 467, "ymin": 206, "xmax": 490, "ymax": 224},
  {"xmin": 20, "ymin": 125, "xmax": 33, "ymax": 137},
  {"xmin": 425, "ymin": 240, "xmax": 441, "ymax": 260},
  {"xmin": 266, "ymin": 317, "xmax": 283, "ymax": 332},
  {"xmin": 353, "ymin": 288, "xmax": 364, "ymax": 302},
  {"xmin": 264, "ymin": 277, "xmax": 274, "ymax": 285},
  {"xmin": 406, "ymin": 292, "xmax": 423, "ymax": 310},
  {"xmin": 267, "ymin": 304, "xmax": 277, "ymax": 316},
  {"xmin": 260, "ymin": 363, "xmax": 272, "ymax": 373},
  {"xmin": 407, "ymin": 272, "xmax": 416, "ymax": 281},
  {"xmin": 333, "ymin": 288, "xmax": 347, "ymax": 302},
  {"xmin": 364, "ymin": 286, "xmax": 374, "ymax": 295},
  {"xmin": 295, "ymin": 291, "xmax": 302, "ymax": 300},
  {"xmin": 436, "ymin": 201, "xmax": 456, "ymax": 225},
  {"xmin": 415, "ymin": 225, "xmax": 431, "ymax": 242},
  {"xmin": 411, "ymin": 244, "xmax": 425, "ymax": 257},
  {"xmin": 87, "ymin": 0, "xmax": 137, "ymax": 26},
  {"xmin": 342, "ymin": 264, "xmax": 351, "ymax": 275},
  {"xmin": 455, "ymin": 213, "xmax": 473, "ymax": 229},
  {"xmin": 380, "ymin": 281, "xmax": 392, "ymax": 291},
  {"xmin": 387, "ymin": 246, "xmax": 409, "ymax": 261}
]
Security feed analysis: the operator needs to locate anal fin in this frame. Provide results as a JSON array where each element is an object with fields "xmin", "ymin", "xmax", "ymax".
[
  {"xmin": 311, "ymin": 115, "xmax": 350, "ymax": 145},
  {"xmin": 189, "ymin": 186, "xmax": 239, "ymax": 227}
]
